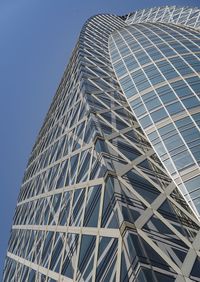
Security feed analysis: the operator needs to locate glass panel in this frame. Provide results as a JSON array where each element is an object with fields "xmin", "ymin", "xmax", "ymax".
[
  {"xmin": 76, "ymin": 235, "xmax": 96, "ymax": 281},
  {"xmin": 84, "ymin": 185, "xmax": 101, "ymax": 227}
]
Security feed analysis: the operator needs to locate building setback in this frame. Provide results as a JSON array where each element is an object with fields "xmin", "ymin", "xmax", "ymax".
[{"xmin": 3, "ymin": 6, "xmax": 200, "ymax": 282}]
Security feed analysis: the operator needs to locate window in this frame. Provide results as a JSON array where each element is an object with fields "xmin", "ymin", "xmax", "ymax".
[
  {"xmin": 156, "ymin": 60, "xmax": 178, "ymax": 80},
  {"xmin": 151, "ymin": 108, "xmax": 168, "ymax": 122},
  {"xmin": 182, "ymin": 96, "xmax": 200, "ymax": 109},
  {"xmin": 139, "ymin": 115, "xmax": 152, "ymax": 128},
  {"xmin": 166, "ymin": 102, "xmax": 184, "ymax": 115}
]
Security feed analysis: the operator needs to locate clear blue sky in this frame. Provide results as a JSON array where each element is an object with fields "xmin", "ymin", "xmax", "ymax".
[{"xmin": 0, "ymin": 0, "xmax": 199, "ymax": 277}]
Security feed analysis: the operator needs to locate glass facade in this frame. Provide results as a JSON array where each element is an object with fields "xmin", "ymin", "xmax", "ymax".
[
  {"xmin": 3, "ymin": 6, "xmax": 200, "ymax": 282},
  {"xmin": 110, "ymin": 21, "xmax": 200, "ymax": 219}
]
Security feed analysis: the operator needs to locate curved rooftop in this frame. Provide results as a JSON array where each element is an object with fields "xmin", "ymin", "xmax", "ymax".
[{"xmin": 126, "ymin": 6, "xmax": 200, "ymax": 30}]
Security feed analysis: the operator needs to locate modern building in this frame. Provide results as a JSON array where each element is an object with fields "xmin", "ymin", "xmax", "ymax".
[
  {"xmin": 3, "ymin": 6, "xmax": 200, "ymax": 282},
  {"xmin": 109, "ymin": 6, "xmax": 200, "ymax": 220}
]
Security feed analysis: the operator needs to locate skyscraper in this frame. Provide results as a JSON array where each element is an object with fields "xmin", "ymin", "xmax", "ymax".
[
  {"xmin": 109, "ymin": 6, "xmax": 200, "ymax": 220},
  {"xmin": 3, "ymin": 6, "xmax": 200, "ymax": 282}
]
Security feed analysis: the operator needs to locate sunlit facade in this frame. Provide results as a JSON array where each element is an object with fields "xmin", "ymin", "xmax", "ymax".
[
  {"xmin": 110, "ymin": 6, "xmax": 200, "ymax": 219},
  {"xmin": 3, "ymin": 6, "xmax": 200, "ymax": 282}
]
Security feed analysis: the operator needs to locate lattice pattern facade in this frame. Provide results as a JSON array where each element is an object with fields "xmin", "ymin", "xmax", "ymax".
[
  {"xmin": 126, "ymin": 6, "xmax": 200, "ymax": 29},
  {"xmin": 3, "ymin": 6, "xmax": 200, "ymax": 282},
  {"xmin": 109, "ymin": 22, "xmax": 200, "ymax": 219}
]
